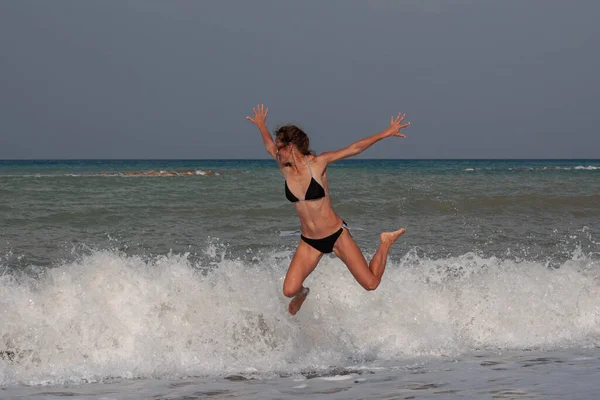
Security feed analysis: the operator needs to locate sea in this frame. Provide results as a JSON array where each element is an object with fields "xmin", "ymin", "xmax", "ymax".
[{"xmin": 1, "ymin": 159, "xmax": 599, "ymax": 399}]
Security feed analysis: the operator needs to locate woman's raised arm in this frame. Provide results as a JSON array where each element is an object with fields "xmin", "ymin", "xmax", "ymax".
[
  {"xmin": 246, "ymin": 104, "xmax": 278, "ymax": 160},
  {"xmin": 320, "ymin": 113, "xmax": 410, "ymax": 165}
]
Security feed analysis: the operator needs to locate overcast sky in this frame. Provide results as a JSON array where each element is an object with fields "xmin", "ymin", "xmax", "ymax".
[{"xmin": 0, "ymin": 0, "xmax": 598, "ymax": 159}]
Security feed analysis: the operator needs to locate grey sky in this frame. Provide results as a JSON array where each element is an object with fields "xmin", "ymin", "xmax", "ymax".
[{"xmin": 0, "ymin": 0, "xmax": 598, "ymax": 159}]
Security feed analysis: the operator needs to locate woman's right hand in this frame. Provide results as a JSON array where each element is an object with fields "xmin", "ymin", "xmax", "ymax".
[{"xmin": 246, "ymin": 104, "xmax": 269, "ymax": 127}]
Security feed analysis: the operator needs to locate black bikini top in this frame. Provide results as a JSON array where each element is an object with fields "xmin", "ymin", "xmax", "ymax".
[{"xmin": 285, "ymin": 156, "xmax": 327, "ymax": 203}]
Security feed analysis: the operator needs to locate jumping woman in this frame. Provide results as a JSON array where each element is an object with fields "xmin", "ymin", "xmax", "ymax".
[{"xmin": 246, "ymin": 105, "xmax": 410, "ymax": 315}]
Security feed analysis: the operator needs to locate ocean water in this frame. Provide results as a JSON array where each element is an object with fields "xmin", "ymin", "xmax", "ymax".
[{"xmin": 1, "ymin": 159, "xmax": 599, "ymax": 399}]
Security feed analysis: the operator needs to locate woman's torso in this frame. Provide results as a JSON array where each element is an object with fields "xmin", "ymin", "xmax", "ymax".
[{"xmin": 282, "ymin": 155, "xmax": 342, "ymax": 239}]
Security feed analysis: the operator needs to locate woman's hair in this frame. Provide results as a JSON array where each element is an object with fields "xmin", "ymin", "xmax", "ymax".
[{"xmin": 274, "ymin": 125, "xmax": 313, "ymax": 155}]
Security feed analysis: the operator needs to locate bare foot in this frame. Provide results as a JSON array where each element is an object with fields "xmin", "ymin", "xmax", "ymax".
[
  {"xmin": 288, "ymin": 287, "xmax": 310, "ymax": 315},
  {"xmin": 380, "ymin": 228, "xmax": 406, "ymax": 246}
]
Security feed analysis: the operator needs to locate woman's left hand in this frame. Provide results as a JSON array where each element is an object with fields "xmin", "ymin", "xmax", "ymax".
[{"xmin": 386, "ymin": 113, "xmax": 411, "ymax": 137}]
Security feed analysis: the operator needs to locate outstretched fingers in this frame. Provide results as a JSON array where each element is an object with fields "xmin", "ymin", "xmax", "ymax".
[
  {"xmin": 390, "ymin": 113, "xmax": 407, "ymax": 125},
  {"xmin": 387, "ymin": 112, "xmax": 410, "ymax": 136},
  {"xmin": 246, "ymin": 104, "xmax": 269, "ymax": 125}
]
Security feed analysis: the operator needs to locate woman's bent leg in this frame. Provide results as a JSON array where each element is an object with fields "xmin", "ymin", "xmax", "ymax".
[
  {"xmin": 333, "ymin": 228, "xmax": 406, "ymax": 290},
  {"xmin": 283, "ymin": 240, "xmax": 324, "ymax": 315}
]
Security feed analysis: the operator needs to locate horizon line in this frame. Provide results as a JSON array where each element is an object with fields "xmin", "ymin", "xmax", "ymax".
[{"xmin": 1, "ymin": 157, "xmax": 600, "ymax": 162}]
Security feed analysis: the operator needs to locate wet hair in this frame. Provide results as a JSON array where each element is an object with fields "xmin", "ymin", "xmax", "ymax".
[{"xmin": 274, "ymin": 125, "xmax": 313, "ymax": 155}]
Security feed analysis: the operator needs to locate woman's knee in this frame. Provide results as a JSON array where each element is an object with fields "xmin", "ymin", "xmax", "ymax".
[
  {"xmin": 362, "ymin": 277, "xmax": 381, "ymax": 291},
  {"xmin": 283, "ymin": 281, "xmax": 302, "ymax": 298}
]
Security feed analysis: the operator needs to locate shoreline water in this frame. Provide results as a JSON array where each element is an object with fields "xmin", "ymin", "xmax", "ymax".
[{"xmin": 4, "ymin": 348, "xmax": 600, "ymax": 399}]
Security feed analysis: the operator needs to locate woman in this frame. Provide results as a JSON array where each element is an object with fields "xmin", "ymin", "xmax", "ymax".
[{"xmin": 246, "ymin": 104, "xmax": 410, "ymax": 315}]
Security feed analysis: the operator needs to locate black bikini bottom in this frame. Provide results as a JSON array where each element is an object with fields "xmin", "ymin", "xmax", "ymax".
[{"xmin": 301, "ymin": 221, "xmax": 348, "ymax": 254}]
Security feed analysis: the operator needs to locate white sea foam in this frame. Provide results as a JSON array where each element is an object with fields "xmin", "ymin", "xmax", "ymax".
[
  {"xmin": 541, "ymin": 165, "xmax": 599, "ymax": 171},
  {"xmin": 459, "ymin": 165, "xmax": 600, "ymax": 173},
  {"xmin": 1, "ymin": 248, "xmax": 599, "ymax": 386}
]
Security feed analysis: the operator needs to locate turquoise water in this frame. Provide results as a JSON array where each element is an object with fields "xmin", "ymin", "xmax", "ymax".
[{"xmin": 2, "ymin": 158, "xmax": 599, "ymax": 174}]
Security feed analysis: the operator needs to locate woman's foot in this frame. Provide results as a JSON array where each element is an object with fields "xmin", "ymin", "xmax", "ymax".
[
  {"xmin": 380, "ymin": 228, "xmax": 406, "ymax": 246},
  {"xmin": 288, "ymin": 287, "xmax": 310, "ymax": 315}
]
